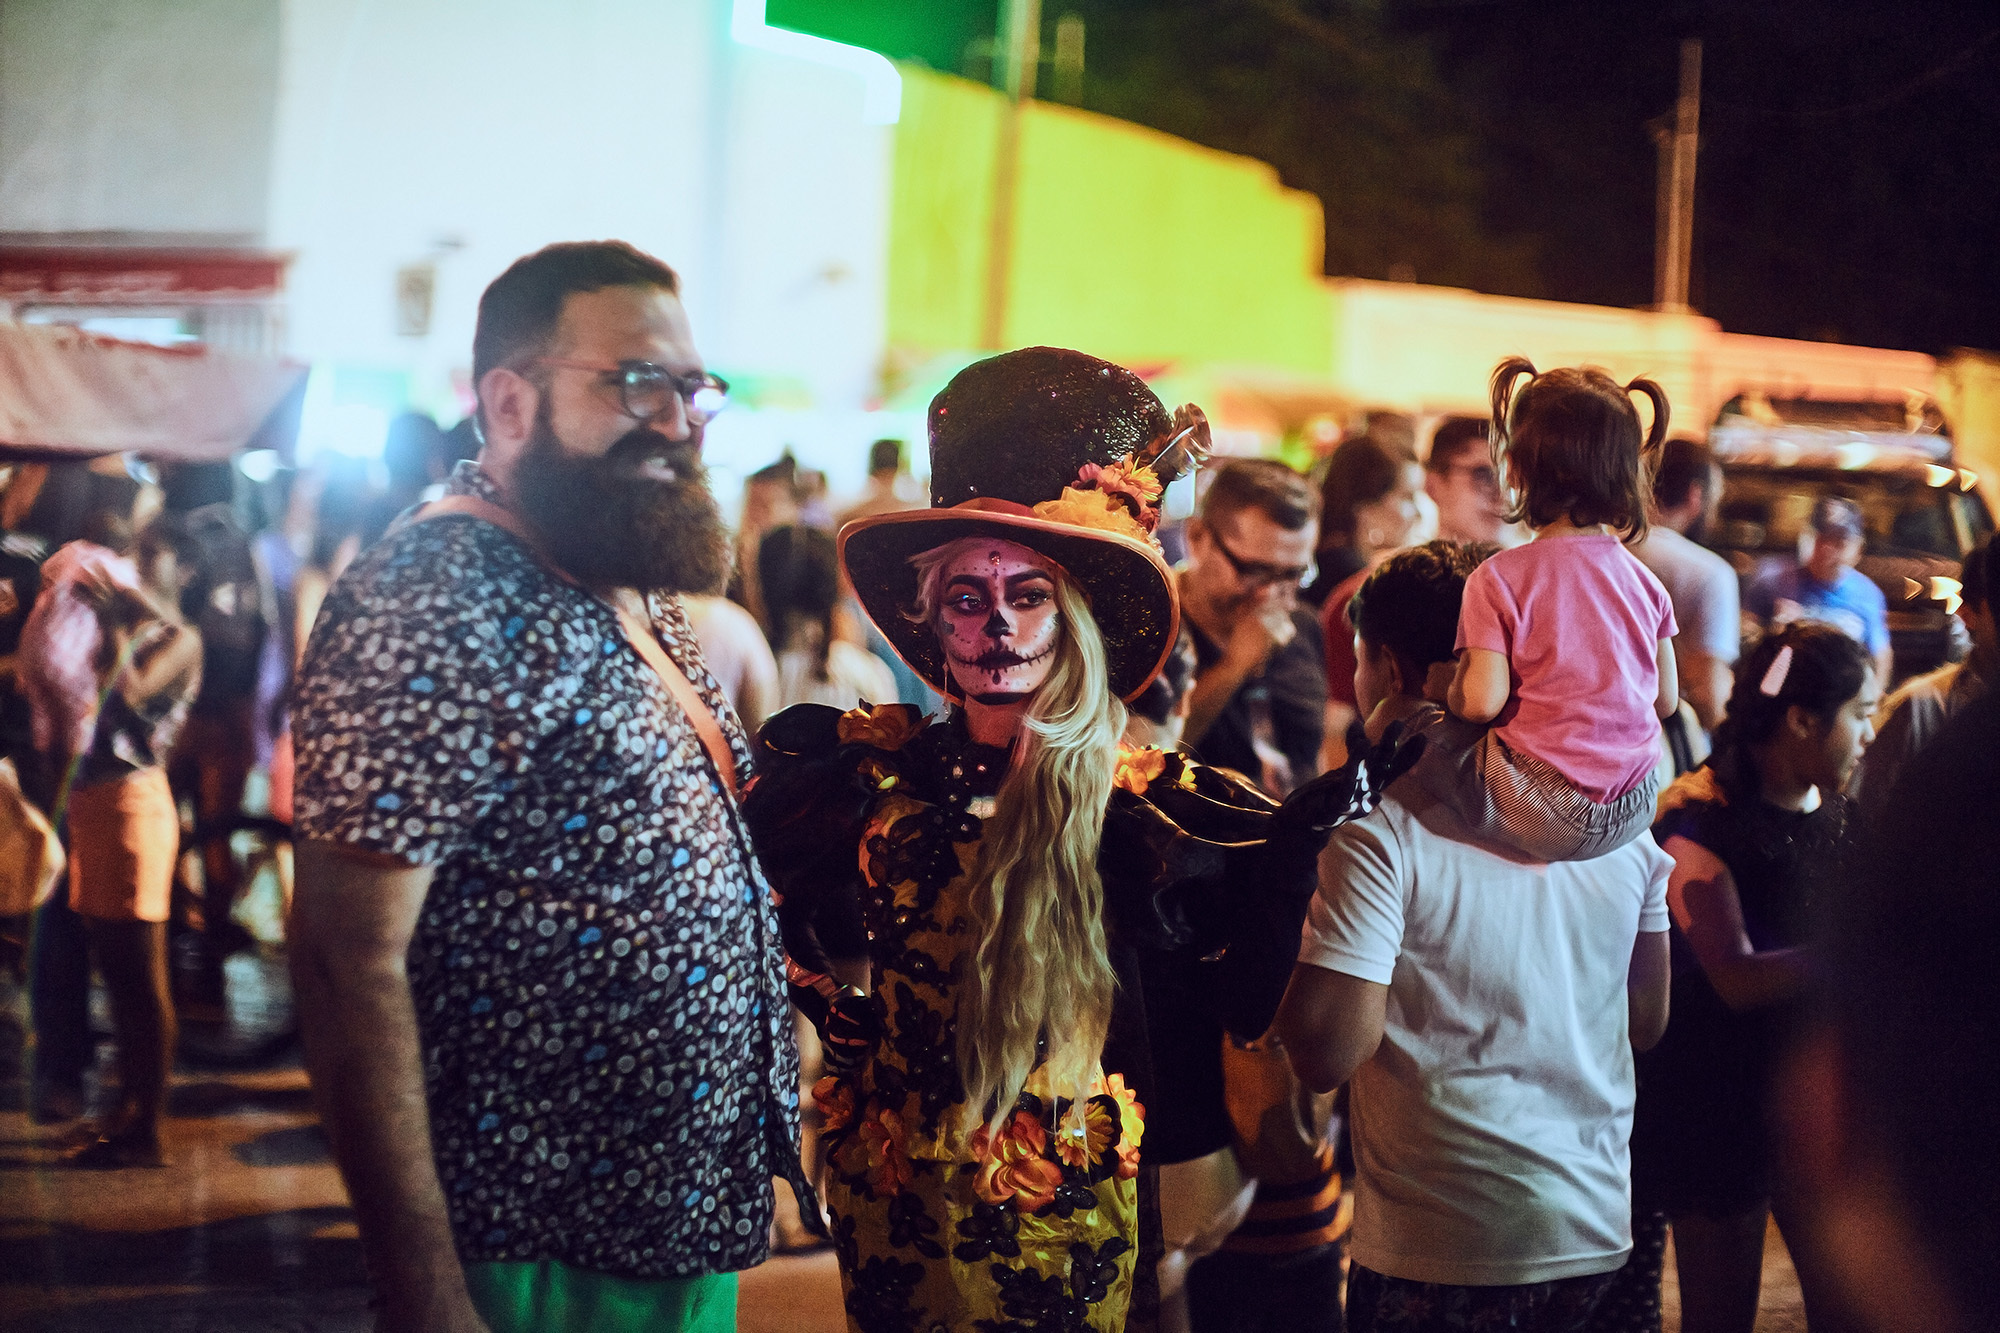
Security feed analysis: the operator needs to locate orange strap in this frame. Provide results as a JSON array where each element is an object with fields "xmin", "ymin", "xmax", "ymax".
[{"xmin": 414, "ymin": 494, "xmax": 739, "ymax": 798}]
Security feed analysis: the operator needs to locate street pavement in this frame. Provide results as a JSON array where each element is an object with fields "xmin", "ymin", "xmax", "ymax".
[{"xmin": 0, "ymin": 948, "xmax": 1802, "ymax": 1330}]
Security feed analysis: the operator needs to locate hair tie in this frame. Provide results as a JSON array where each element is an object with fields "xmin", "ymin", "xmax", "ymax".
[{"xmin": 1758, "ymin": 644, "xmax": 1795, "ymax": 697}]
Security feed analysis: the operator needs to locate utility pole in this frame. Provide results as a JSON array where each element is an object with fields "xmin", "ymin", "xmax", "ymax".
[
  {"xmin": 982, "ymin": 0, "xmax": 1041, "ymax": 349},
  {"xmin": 1652, "ymin": 39, "xmax": 1701, "ymax": 312}
]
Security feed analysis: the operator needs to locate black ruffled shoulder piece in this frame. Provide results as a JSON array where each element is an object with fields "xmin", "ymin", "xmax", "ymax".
[
  {"xmin": 745, "ymin": 702, "xmax": 933, "ymax": 1026},
  {"xmin": 1097, "ymin": 748, "xmax": 1326, "ymax": 1041}
]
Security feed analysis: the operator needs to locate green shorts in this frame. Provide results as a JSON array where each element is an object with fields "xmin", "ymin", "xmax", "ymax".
[{"xmin": 465, "ymin": 1259, "xmax": 737, "ymax": 1333}]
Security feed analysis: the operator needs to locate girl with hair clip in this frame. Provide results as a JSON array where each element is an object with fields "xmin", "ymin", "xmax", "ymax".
[
  {"xmin": 1591, "ymin": 623, "xmax": 1878, "ymax": 1333},
  {"xmin": 744, "ymin": 348, "xmax": 1419, "ymax": 1333},
  {"xmin": 1432, "ymin": 357, "xmax": 1680, "ymax": 861}
]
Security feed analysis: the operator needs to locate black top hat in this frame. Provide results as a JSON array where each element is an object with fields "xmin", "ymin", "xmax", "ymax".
[{"xmin": 839, "ymin": 347, "xmax": 1206, "ymax": 701}]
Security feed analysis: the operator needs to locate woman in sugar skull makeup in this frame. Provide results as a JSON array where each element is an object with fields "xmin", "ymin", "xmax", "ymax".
[{"xmin": 744, "ymin": 348, "xmax": 1420, "ymax": 1332}]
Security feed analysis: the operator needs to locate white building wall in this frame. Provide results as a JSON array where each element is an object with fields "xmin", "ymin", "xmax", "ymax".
[
  {"xmin": 264, "ymin": 0, "xmax": 895, "ymax": 492},
  {"xmin": 0, "ymin": 0, "xmax": 280, "ymax": 235}
]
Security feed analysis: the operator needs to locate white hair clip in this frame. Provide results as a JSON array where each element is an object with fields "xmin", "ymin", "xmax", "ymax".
[{"xmin": 1758, "ymin": 643, "xmax": 1795, "ymax": 697}]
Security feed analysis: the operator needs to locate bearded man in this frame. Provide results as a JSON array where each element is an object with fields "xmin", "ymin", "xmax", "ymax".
[{"xmin": 289, "ymin": 242, "xmax": 804, "ymax": 1333}]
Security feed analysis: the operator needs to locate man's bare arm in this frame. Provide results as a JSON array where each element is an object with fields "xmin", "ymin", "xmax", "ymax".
[
  {"xmin": 1678, "ymin": 647, "xmax": 1733, "ymax": 733},
  {"xmin": 1627, "ymin": 929, "xmax": 1671, "ymax": 1052},
  {"xmin": 291, "ymin": 841, "xmax": 489, "ymax": 1333},
  {"xmin": 1274, "ymin": 962, "xmax": 1388, "ymax": 1094}
]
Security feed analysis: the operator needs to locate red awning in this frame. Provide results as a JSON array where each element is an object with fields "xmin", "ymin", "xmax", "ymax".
[
  {"xmin": 0, "ymin": 322, "xmax": 306, "ymax": 462},
  {"xmin": 0, "ymin": 246, "xmax": 287, "ymax": 303}
]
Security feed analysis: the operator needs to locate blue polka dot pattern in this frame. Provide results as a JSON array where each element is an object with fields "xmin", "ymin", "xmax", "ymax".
[{"xmin": 292, "ymin": 463, "xmax": 803, "ymax": 1280}]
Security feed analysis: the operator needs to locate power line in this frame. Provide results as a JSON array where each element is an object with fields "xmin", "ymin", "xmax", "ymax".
[{"xmin": 1705, "ymin": 27, "xmax": 2000, "ymax": 122}]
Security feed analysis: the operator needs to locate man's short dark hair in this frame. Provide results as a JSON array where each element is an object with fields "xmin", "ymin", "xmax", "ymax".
[
  {"xmin": 1426, "ymin": 416, "xmax": 1488, "ymax": 472},
  {"xmin": 472, "ymin": 240, "xmax": 680, "ymax": 395},
  {"xmin": 1199, "ymin": 458, "xmax": 1317, "ymax": 532},
  {"xmin": 1347, "ymin": 540, "xmax": 1496, "ymax": 684},
  {"xmin": 868, "ymin": 438, "xmax": 904, "ymax": 476},
  {"xmin": 1651, "ymin": 436, "xmax": 1715, "ymax": 509},
  {"xmin": 1823, "ymin": 690, "xmax": 2000, "ymax": 1324}
]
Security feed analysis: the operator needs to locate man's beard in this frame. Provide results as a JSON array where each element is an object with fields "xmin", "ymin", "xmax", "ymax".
[{"xmin": 512, "ymin": 412, "xmax": 731, "ymax": 594}]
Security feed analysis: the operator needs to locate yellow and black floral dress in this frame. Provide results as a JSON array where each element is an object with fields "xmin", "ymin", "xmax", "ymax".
[{"xmin": 745, "ymin": 703, "xmax": 1333, "ymax": 1333}]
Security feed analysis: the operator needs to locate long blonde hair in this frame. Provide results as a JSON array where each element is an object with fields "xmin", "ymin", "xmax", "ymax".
[{"xmin": 908, "ymin": 538, "xmax": 1125, "ymax": 1132}]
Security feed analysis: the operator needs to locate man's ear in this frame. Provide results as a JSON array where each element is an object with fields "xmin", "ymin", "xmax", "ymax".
[{"xmin": 477, "ymin": 366, "xmax": 539, "ymax": 455}]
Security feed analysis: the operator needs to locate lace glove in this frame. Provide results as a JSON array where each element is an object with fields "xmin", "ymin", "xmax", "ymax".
[
  {"xmin": 821, "ymin": 986, "xmax": 884, "ymax": 1077},
  {"xmin": 1265, "ymin": 720, "xmax": 1427, "ymax": 881}
]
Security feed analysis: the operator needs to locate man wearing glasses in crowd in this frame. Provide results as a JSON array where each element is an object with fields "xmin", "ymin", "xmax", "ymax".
[
  {"xmin": 1179, "ymin": 458, "xmax": 1327, "ymax": 796},
  {"xmin": 1424, "ymin": 416, "xmax": 1519, "ymax": 547},
  {"xmin": 289, "ymin": 241, "xmax": 805, "ymax": 1333}
]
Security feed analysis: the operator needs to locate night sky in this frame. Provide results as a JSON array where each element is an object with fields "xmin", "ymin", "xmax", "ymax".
[{"xmin": 772, "ymin": 0, "xmax": 2000, "ymax": 357}]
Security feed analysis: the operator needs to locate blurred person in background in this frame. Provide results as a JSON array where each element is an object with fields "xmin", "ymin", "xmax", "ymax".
[
  {"xmin": 1304, "ymin": 436, "xmax": 1429, "ymax": 604},
  {"xmin": 1745, "ymin": 496, "xmax": 1891, "ymax": 686},
  {"xmin": 159, "ymin": 461, "xmax": 270, "ymax": 1016},
  {"xmin": 1633, "ymin": 438, "xmax": 1738, "ymax": 743},
  {"xmin": 835, "ymin": 437, "xmax": 919, "ymax": 527},
  {"xmin": 1423, "ymin": 416, "xmax": 1514, "ymax": 547},
  {"xmin": 681, "ymin": 592, "xmax": 780, "ymax": 735},
  {"xmin": 13, "ymin": 465, "xmax": 146, "ymax": 1125},
  {"xmin": 363, "ymin": 411, "xmax": 453, "ymax": 537},
  {"xmin": 728, "ymin": 451, "xmax": 801, "ymax": 629},
  {"xmin": 19, "ymin": 518, "xmax": 202, "ymax": 1167},
  {"xmin": 1310, "ymin": 438, "xmax": 1434, "ymax": 768},
  {"xmin": 756, "ymin": 524, "xmax": 893, "ymax": 712},
  {"xmin": 1849, "ymin": 532, "xmax": 1994, "ymax": 822},
  {"xmin": 1609, "ymin": 624, "xmax": 1877, "ymax": 1333},
  {"xmin": 1179, "ymin": 459, "xmax": 1326, "ymax": 796},
  {"xmin": 1781, "ymin": 691, "xmax": 1998, "ymax": 1333}
]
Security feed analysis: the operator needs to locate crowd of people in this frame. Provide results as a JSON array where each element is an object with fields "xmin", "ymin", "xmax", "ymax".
[{"xmin": 0, "ymin": 238, "xmax": 1992, "ymax": 1333}]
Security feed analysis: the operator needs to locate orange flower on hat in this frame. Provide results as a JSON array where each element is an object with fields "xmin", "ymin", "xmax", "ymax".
[
  {"xmin": 1079, "ymin": 458, "xmax": 1165, "ymax": 530},
  {"xmin": 814, "ymin": 1076, "xmax": 855, "ymax": 1135},
  {"xmin": 970, "ymin": 1110, "xmax": 1064, "ymax": 1212},
  {"xmin": 838, "ymin": 703, "xmax": 923, "ymax": 752},
  {"xmin": 859, "ymin": 1104, "xmax": 913, "ymax": 1195},
  {"xmin": 1113, "ymin": 743, "xmax": 1168, "ymax": 797}
]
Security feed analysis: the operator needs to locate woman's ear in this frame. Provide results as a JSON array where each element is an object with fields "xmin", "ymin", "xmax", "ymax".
[{"xmin": 1785, "ymin": 702, "xmax": 1821, "ymax": 742}]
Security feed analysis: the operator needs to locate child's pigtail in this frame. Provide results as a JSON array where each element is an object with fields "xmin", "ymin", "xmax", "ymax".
[{"xmin": 1488, "ymin": 356, "xmax": 1537, "ymax": 520}]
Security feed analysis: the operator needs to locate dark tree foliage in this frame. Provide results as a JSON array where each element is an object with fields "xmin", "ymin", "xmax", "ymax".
[
  {"xmin": 1073, "ymin": 0, "xmax": 1542, "ymax": 295},
  {"xmin": 771, "ymin": 0, "xmax": 2000, "ymax": 354}
]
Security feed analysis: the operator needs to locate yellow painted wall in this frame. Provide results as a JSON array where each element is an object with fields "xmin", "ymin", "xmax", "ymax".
[{"xmin": 887, "ymin": 68, "xmax": 1331, "ymax": 377}]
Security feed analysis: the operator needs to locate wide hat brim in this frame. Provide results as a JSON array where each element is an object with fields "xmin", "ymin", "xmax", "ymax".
[{"xmin": 838, "ymin": 502, "xmax": 1179, "ymax": 703}]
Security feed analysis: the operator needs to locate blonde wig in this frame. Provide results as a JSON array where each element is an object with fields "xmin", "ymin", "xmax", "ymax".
[{"xmin": 907, "ymin": 537, "xmax": 1126, "ymax": 1133}]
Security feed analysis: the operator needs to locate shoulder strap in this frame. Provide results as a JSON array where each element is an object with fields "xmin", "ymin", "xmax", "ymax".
[{"xmin": 414, "ymin": 493, "xmax": 739, "ymax": 798}]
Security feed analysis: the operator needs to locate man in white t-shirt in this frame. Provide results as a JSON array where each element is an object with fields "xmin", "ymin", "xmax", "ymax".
[
  {"xmin": 1275, "ymin": 541, "xmax": 1673, "ymax": 1331},
  {"xmin": 1633, "ymin": 438, "xmax": 1739, "ymax": 734}
]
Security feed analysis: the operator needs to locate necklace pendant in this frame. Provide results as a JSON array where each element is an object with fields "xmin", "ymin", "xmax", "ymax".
[{"xmin": 966, "ymin": 796, "xmax": 998, "ymax": 819}]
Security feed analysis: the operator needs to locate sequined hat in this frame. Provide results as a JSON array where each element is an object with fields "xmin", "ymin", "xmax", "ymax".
[{"xmin": 840, "ymin": 347, "xmax": 1208, "ymax": 702}]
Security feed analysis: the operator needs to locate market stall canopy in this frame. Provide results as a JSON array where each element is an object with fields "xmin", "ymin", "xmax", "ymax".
[{"xmin": 0, "ymin": 322, "xmax": 306, "ymax": 462}]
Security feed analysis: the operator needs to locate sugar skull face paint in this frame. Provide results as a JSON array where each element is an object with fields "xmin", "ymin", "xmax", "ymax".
[{"xmin": 933, "ymin": 540, "xmax": 1063, "ymax": 703}]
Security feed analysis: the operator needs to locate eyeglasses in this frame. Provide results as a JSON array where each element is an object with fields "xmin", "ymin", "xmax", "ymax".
[
  {"xmin": 1438, "ymin": 461, "xmax": 1501, "ymax": 491},
  {"xmin": 1208, "ymin": 532, "xmax": 1313, "ymax": 590},
  {"xmin": 535, "ymin": 359, "xmax": 730, "ymax": 425}
]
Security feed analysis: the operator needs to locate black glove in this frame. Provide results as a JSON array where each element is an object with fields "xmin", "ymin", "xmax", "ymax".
[
  {"xmin": 1267, "ymin": 720, "xmax": 1427, "ymax": 868},
  {"xmin": 821, "ymin": 986, "xmax": 884, "ymax": 1077}
]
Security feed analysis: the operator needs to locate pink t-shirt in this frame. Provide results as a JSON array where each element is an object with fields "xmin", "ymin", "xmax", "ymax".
[{"xmin": 1456, "ymin": 535, "xmax": 1677, "ymax": 801}]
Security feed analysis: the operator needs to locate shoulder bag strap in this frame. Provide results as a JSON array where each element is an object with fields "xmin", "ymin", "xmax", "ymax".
[{"xmin": 415, "ymin": 494, "xmax": 739, "ymax": 798}]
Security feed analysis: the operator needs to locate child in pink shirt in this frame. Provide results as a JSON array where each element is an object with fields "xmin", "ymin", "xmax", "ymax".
[{"xmin": 1430, "ymin": 358, "xmax": 1678, "ymax": 861}]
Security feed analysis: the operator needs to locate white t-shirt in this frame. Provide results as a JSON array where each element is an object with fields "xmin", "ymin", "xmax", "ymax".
[
  {"xmin": 1634, "ymin": 526, "xmax": 1741, "ymax": 666},
  {"xmin": 1300, "ymin": 784, "xmax": 1672, "ymax": 1286}
]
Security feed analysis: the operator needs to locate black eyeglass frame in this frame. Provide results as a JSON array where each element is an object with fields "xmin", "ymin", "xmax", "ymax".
[
  {"xmin": 1207, "ymin": 530, "xmax": 1315, "ymax": 590},
  {"xmin": 535, "ymin": 358, "xmax": 730, "ymax": 425}
]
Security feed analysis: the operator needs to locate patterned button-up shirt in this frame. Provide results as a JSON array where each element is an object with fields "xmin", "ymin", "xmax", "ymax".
[{"xmin": 292, "ymin": 462, "xmax": 801, "ymax": 1279}]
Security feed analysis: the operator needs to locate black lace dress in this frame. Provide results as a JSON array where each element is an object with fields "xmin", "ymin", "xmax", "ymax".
[
  {"xmin": 743, "ymin": 702, "xmax": 1323, "ymax": 1333},
  {"xmin": 1630, "ymin": 769, "xmax": 1855, "ymax": 1216}
]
